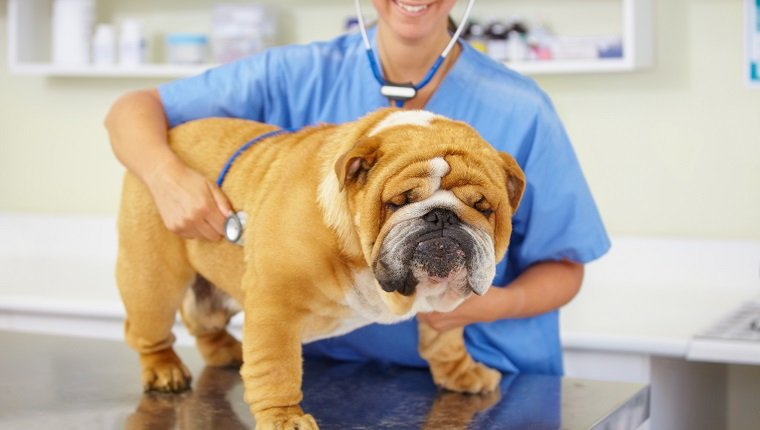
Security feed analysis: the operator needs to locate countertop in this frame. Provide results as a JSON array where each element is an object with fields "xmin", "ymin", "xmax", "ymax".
[
  {"xmin": 0, "ymin": 331, "xmax": 649, "ymax": 430},
  {"xmin": 560, "ymin": 236, "xmax": 760, "ymax": 363}
]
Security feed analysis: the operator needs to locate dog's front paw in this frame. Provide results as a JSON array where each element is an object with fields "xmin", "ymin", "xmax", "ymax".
[
  {"xmin": 255, "ymin": 406, "xmax": 319, "ymax": 430},
  {"xmin": 431, "ymin": 360, "xmax": 501, "ymax": 394},
  {"xmin": 139, "ymin": 348, "xmax": 192, "ymax": 393}
]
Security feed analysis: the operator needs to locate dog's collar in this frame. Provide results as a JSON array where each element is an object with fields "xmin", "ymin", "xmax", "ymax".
[
  {"xmin": 216, "ymin": 128, "xmax": 290, "ymax": 188},
  {"xmin": 217, "ymin": 128, "xmax": 290, "ymax": 246}
]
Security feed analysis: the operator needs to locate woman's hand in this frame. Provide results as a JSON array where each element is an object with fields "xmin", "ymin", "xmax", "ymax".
[
  {"xmin": 417, "ymin": 287, "xmax": 508, "ymax": 332},
  {"xmin": 145, "ymin": 159, "xmax": 232, "ymax": 241},
  {"xmin": 418, "ymin": 260, "xmax": 584, "ymax": 332}
]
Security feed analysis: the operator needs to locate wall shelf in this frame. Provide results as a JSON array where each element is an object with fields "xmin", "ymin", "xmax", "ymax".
[
  {"xmin": 8, "ymin": 59, "xmax": 641, "ymax": 79},
  {"xmin": 509, "ymin": 58, "xmax": 641, "ymax": 75},
  {"xmin": 7, "ymin": 0, "xmax": 653, "ymax": 78},
  {"xmin": 9, "ymin": 63, "xmax": 217, "ymax": 78}
]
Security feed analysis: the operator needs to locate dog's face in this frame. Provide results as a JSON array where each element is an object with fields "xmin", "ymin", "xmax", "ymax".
[{"xmin": 332, "ymin": 110, "xmax": 525, "ymax": 315}]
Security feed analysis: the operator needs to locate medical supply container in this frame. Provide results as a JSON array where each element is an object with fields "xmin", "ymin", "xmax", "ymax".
[
  {"xmin": 92, "ymin": 24, "xmax": 116, "ymax": 66},
  {"xmin": 51, "ymin": 0, "xmax": 94, "ymax": 65},
  {"xmin": 211, "ymin": 5, "xmax": 276, "ymax": 63},
  {"xmin": 119, "ymin": 20, "xmax": 147, "ymax": 66},
  {"xmin": 166, "ymin": 33, "xmax": 209, "ymax": 65}
]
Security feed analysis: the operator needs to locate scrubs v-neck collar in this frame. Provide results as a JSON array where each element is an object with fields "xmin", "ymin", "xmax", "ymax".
[{"xmin": 365, "ymin": 26, "xmax": 467, "ymax": 112}]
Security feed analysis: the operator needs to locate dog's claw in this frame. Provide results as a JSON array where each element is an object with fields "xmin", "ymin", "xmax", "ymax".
[
  {"xmin": 142, "ymin": 365, "xmax": 192, "ymax": 393},
  {"xmin": 139, "ymin": 348, "xmax": 192, "ymax": 393},
  {"xmin": 435, "ymin": 361, "xmax": 501, "ymax": 394},
  {"xmin": 255, "ymin": 407, "xmax": 319, "ymax": 430}
]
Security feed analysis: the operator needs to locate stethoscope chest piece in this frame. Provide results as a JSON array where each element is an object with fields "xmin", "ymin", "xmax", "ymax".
[
  {"xmin": 224, "ymin": 211, "xmax": 248, "ymax": 246},
  {"xmin": 354, "ymin": 0, "xmax": 475, "ymax": 107},
  {"xmin": 380, "ymin": 83, "xmax": 416, "ymax": 102}
]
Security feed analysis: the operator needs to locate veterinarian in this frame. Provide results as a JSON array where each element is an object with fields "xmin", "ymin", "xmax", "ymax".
[{"xmin": 105, "ymin": 0, "xmax": 609, "ymax": 375}]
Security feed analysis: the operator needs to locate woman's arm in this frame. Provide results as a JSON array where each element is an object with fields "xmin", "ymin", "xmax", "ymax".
[
  {"xmin": 104, "ymin": 89, "xmax": 231, "ymax": 240},
  {"xmin": 417, "ymin": 260, "xmax": 584, "ymax": 332}
]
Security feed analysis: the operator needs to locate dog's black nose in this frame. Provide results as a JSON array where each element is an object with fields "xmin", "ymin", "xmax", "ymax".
[{"xmin": 424, "ymin": 208, "xmax": 459, "ymax": 228}]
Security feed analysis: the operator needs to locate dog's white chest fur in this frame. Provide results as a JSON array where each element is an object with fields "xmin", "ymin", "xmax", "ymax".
[
  {"xmin": 302, "ymin": 269, "xmax": 429, "ymax": 343},
  {"xmin": 345, "ymin": 269, "xmax": 425, "ymax": 323}
]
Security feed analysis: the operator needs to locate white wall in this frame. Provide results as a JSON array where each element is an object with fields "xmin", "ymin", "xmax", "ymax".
[
  {"xmin": 540, "ymin": 0, "xmax": 760, "ymax": 240},
  {"xmin": 1, "ymin": 0, "xmax": 759, "ymax": 240}
]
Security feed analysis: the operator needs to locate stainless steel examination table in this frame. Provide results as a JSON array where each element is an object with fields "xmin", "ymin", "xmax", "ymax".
[{"xmin": 0, "ymin": 331, "xmax": 649, "ymax": 429}]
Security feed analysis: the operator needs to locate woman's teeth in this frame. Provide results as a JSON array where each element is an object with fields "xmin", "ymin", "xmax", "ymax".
[{"xmin": 396, "ymin": 1, "xmax": 429, "ymax": 13}]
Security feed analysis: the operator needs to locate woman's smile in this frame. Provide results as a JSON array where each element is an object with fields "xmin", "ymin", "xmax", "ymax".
[
  {"xmin": 373, "ymin": 0, "xmax": 455, "ymax": 43},
  {"xmin": 393, "ymin": 0, "xmax": 432, "ymax": 16}
]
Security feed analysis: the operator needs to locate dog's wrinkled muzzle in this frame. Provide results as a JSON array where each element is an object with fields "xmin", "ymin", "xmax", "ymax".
[
  {"xmin": 375, "ymin": 208, "xmax": 486, "ymax": 298},
  {"xmin": 378, "ymin": 237, "xmax": 467, "ymax": 297},
  {"xmin": 412, "ymin": 237, "xmax": 466, "ymax": 279}
]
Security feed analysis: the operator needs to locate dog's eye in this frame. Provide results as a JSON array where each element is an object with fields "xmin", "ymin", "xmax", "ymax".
[
  {"xmin": 474, "ymin": 198, "xmax": 493, "ymax": 218},
  {"xmin": 386, "ymin": 194, "xmax": 409, "ymax": 211}
]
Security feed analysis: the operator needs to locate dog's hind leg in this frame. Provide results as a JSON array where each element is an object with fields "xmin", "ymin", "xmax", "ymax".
[
  {"xmin": 180, "ymin": 276, "xmax": 243, "ymax": 368},
  {"xmin": 117, "ymin": 249, "xmax": 195, "ymax": 392},
  {"xmin": 116, "ymin": 173, "xmax": 196, "ymax": 393}
]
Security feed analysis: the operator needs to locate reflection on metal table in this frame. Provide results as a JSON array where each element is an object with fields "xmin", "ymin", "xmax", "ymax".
[{"xmin": 0, "ymin": 331, "xmax": 649, "ymax": 429}]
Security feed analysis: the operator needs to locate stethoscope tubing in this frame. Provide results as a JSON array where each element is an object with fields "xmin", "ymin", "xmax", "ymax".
[{"xmin": 353, "ymin": 0, "xmax": 476, "ymax": 106}]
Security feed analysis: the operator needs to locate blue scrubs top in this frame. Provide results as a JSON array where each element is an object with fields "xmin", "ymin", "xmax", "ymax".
[{"xmin": 159, "ymin": 28, "xmax": 611, "ymax": 375}]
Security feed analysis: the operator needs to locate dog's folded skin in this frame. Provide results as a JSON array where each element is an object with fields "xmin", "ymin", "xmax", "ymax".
[{"xmin": 116, "ymin": 108, "xmax": 525, "ymax": 429}]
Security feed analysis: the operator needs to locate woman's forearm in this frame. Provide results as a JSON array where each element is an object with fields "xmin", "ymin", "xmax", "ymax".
[
  {"xmin": 417, "ymin": 260, "xmax": 584, "ymax": 332},
  {"xmin": 495, "ymin": 260, "xmax": 584, "ymax": 319},
  {"xmin": 104, "ymin": 88, "xmax": 180, "ymax": 185},
  {"xmin": 104, "ymin": 88, "xmax": 231, "ymax": 240}
]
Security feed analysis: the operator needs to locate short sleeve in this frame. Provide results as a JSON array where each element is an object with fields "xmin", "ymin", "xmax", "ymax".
[
  {"xmin": 158, "ymin": 51, "xmax": 277, "ymax": 128},
  {"xmin": 157, "ymin": 40, "xmax": 355, "ymax": 130},
  {"xmin": 494, "ymin": 96, "xmax": 610, "ymax": 285}
]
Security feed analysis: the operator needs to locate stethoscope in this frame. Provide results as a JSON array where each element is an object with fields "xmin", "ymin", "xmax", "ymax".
[{"xmin": 353, "ymin": 0, "xmax": 476, "ymax": 107}]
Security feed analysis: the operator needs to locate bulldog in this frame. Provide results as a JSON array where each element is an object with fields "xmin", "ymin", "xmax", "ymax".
[{"xmin": 116, "ymin": 108, "xmax": 525, "ymax": 430}]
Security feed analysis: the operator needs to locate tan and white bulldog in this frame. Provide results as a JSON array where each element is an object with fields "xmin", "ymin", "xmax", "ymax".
[{"xmin": 116, "ymin": 108, "xmax": 525, "ymax": 429}]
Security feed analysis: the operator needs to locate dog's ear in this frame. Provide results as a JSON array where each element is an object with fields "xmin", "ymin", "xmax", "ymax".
[
  {"xmin": 335, "ymin": 136, "xmax": 382, "ymax": 191},
  {"xmin": 328, "ymin": 107, "xmax": 400, "ymax": 191},
  {"xmin": 498, "ymin": 152, "xmax": 526, "ymax": 213}
]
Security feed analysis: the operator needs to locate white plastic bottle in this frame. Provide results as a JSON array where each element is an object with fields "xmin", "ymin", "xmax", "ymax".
[
  {"xmin": 486, "ymin": 22, "xmax": 509, "ymax": 62},
  {"xmin": 92, "ymin": 24, "xmax": 116, "ymax": 66},
  {"xmin": 211, "ymin": 5, "xmax": 275, "ymax": 63},
  {"xmin": 119, "ymin": 20, "xmax": 147, "ymax": 66},
  {"xmin": 51, "ymin": 0, "xmax": 94, "ymax": 65},
  {"xmin": 506, "ymin": 30, "xmax": 529, "ymax": 62}
]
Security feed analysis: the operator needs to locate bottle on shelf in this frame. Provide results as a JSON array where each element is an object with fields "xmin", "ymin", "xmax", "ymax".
[
  {"xmin": 506, "ymin": 30, "xmax": 529, "ymax": 62},
  {"xmin": 166, "ymin": 33, "xmax": 209, "ymax": 65},
  {"xmin": 464, "ymin": 21, "xmax": 488, "ymax": 53},
  {"xmin": 345, "ymin": 17, "xmax": 360, "ymax": 33},
  {"xmin": 211, "ymin": 5, "xmax": 276, "ymax": 64},
  {"xmin": 91, "ymin": 24, "xmax": 116, "ymax": 66},
  {"xmin": 119, "ymin": 19, "xmax": 148, "ymax": 66},
  {"xmin": 526, "ymin": 23, "xmax": 554, "ymax": 61},
  {"xmin": 485, "ymin": 21, "xmax": 509, "ymax": 62},
  {"xmin": 51, "ymin": 0, "xmax": 94, "ymax": 65}
]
